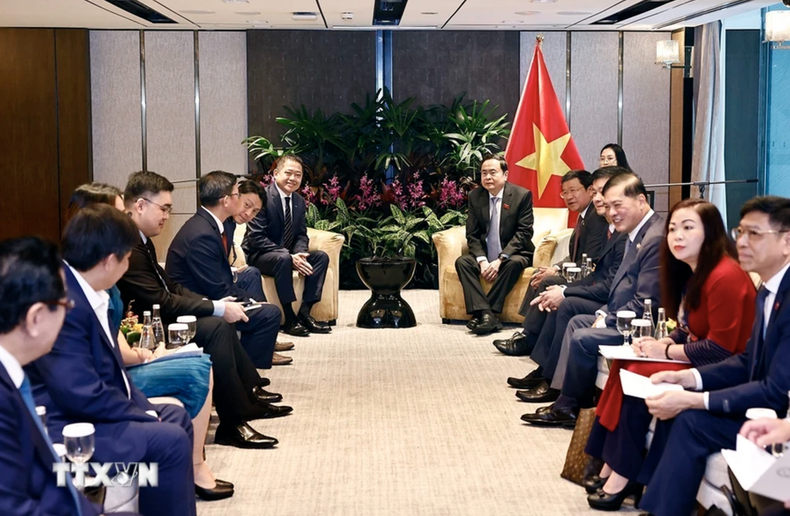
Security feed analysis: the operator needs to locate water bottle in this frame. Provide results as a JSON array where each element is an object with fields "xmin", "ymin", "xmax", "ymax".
[
  {"xmin": 151, "ymin": 304, "xmax": 166, "ymax": 347},
  {"xmin": 585, "ymin": 257, "xmax": 593, "ymax": 277},
  {"xmin": 655, "ymin": 307, "xmax": 669, "ymax": 340},
  {"xmin": 580, "ymin": 253, "xmax": 589, "ymax": 278},
  {"xmin": 140, "ymin": 311, "xmax": 155, "ymax": 350},
  {"xmin": 642, "ymin": 299, "xmax": 655, "ymax": 335},
  {"xmin": 36, "ymin": 406, "xmax": 48, "ymax": 437}
]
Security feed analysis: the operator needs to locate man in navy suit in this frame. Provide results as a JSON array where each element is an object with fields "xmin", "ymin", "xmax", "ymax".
[
  {"xmin": 521, "ymin": 171, "xmax": 663, "ymax": 426},
  {"xmin": 166, "ymin": 171, "xmax": 282, "ymax": 369},
  {"xmin": 639, "ymin": 196, "xmax": 790, "ymax": 516},
  {"xmin": 25, "ymin": 205, "xmax": 196, "ymax": 516},
  {"xmin": 0, "ymin": 237, "xmax": 132, "ymax": 516},
  {"xmin": 242, "ymin": 155, "xmax": 331, "ymax": 337}
]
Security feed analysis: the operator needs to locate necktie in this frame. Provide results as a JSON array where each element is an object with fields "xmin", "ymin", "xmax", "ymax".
[
  {"xmin": 607, "ymin": 229, "xmax": 613, "ymax": 241},
  {"xmin": 624, "ymin": 238, "xmax": 632, "ymax": 257},
  {"xmin": 487, "ymin": 197, "xmax": 502, "ymax": 262},
  {"xmin": 751, "ymin": 286, "xmax": 771, "ymax": 380},
  {"xmin": 144, "ymin": 240, "xmax": 171, "ymax": 294},
  {"xmin": 19, "ymin": 377, "xmax": 83, "ymax": 516},
  {"xmin": 221, "ymin": 232, "xmax": 229, "ymax": 254},
  {"xmin": 757, "ymin": 286, "xmax": 770, "ymax": 339},
  {"xmin": 571, "ymin": 227, "xmax": 580, "ymax": 262},
  {"xmin": 283, "ymin": 197, "xmax": 293, "ymax": 251}
]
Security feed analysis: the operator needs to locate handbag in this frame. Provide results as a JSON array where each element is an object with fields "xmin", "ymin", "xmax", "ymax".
[{"xmin": 560, "ymin": 407, "xmax": 600, "ymax": 485}]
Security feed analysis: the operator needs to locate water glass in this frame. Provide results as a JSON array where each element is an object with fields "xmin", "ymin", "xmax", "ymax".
[
  {"xmin": 167, "ymin": 323, "xmax": 189, "ymax": 349},
  {"xmin": 566, "ymin": 267, "xmax": 581, "ymax": 283},
  {"xmin": 63, "ymin": 423, "xmax": 95, "ymax": 465},
  {"xmin": 561, "ymin": 262, "xmax": 576, "ymax": 280},
  {"xmin": 631, "ymin": 319, "xmax": 653, "ymax": 340},
  {"xmin": 176, "ymin": 315, "xmax": 197, "ymax": 343},
  {"xmin": 616, "ymin": 310, "xmax": 637, "ymax": 345},
  {"xmin": 231, "ymin": 266, "xmax": 239, "ymax": 284}
]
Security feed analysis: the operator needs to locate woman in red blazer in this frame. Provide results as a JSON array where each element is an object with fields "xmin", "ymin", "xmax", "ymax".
[{"xmin": 583, "ymin": 199, "xmax": 756, "ymax": 511}]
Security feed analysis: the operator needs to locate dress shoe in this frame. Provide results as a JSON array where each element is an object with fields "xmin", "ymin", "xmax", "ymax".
[
  {"xmin": 587, "ymin": 482, "xmax": 643, "ymax": 511},
  {"xmin": 258, "ymin": 377, "xmax": 271, "ymax": 387},
  {"xmin": 493, "ymin": 331, "xmax": 532, "ymax": 356},
  {"xmin": 252, "ymin": 385, "xmax": 283, "ymax": 404},
  {"xmin": 214, "ymin": 422, "xmax": 278, "ymax": 449},
  {"xmin": 466, "ymin": 317, "xmax": 480, "ymax": 330},
  {"xmin": 215, "ymin": 479, "xmax": 234, "ymax": 489},
  {"xmin": 507, "ymin": 368, "xmax": 546, "ymax": 389},
  {"xmin": 250, "ymin": 401, "xmax": 293, "ymax": 419},
  {"xmin": 300, "ymin": 315, "xmax": 331, "ymax": 334},
  {"xmin": 283, "ymin": 320, "xmax": 310, "ymax": 337},
  {"xmin": 195, "ymin": 481, "xmax": 234, "ymax": 501},
  {"xmin": 583, "ymin": 474, "xmax": 609, "ymax": 494},
  {"xmin": 472, "ymin": 313, "xmax": 503, "ymax": 335},
  {"xmin": 272, "ymin": 352, "xmax": 293, "ymax": 366},
  {"xmin": 274, "ymin": 340, "xmax": 294, "ymax": 352},
  {"xmin": 521, "ymin": 404, "xmax": 578, "ymax": 428},
  {"xmin": 515, "ymin": 381, "xmax": 560, "ymax": 403}
]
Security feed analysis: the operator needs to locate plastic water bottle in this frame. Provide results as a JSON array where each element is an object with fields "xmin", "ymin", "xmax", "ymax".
[
  {"xmin": 580, "ymin": 253, "xmax": 589, "ymax": 278},
  {"xmin": 655, "ymin": 307, "xmax": 669, "ymax": 340},
  {"xmin": 140, "ymin": 311, "xmax": 155, "ymax": 351},
  {"xmin": 585, "ymin": 257, "xmax": 593, "ymax": 277},
  {"xmin": 151, "ymin": 304, "xmax": 165, "ymax": 347}
]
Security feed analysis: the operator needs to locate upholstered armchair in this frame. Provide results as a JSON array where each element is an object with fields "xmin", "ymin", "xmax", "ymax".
[
  {"xmin": 231, "ymin": 225, "xmax": 345, "ymax": 324},
  {"xmin": 432, "ymin": 207, "xmax": 574, "ymax": 324}
]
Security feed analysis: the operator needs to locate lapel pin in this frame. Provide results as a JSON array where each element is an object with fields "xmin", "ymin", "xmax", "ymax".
[
  {"xmin": 503, "ymin": 203, "xmax": 510, "ymax": 210},
  {"xmin": 775, "ymin": 301, "xmax": 780, "ymax": 311},
  {"xmin": 636, "ymin": 243, "xmax": 642, "ymax": 251}
]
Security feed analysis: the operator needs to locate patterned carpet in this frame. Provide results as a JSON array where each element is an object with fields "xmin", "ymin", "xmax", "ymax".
[{"xmin": 198, "ymin": 289, "xmax": 640, "ymax": 515}]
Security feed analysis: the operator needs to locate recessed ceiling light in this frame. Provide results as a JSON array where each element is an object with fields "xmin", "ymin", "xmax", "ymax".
[
  {"xmin": 531, "ymin": 0, "xmax": 557, "ymax": 3},
  {"xmin": 223, "ymin": 0, "xmax": 249, "ymax": 3},
  {"xmin": 557, "ymin": 11, "xmax": 592, "ymax": 15},
  {"xmin": 421, "ymin": 11, "xmax": 438, "ymax": 15},
  {"xmin": 292, "ymin": 12, "xmax": 318, "ymax": 21},
  {"xmin": 180, "ymin": 10, "xmax": 215, "ymax": 15},
  {"xmin": 235, "ymin": 11, "xmax": 261, "ymax": 15},
  {"xmin": 515, "ymin": 11, "xmax": 540, "ymax": 15}
]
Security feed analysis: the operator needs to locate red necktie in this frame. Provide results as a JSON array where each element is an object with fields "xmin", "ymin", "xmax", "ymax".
[
  {"xmin": 607, "ymin": 229, "xmax": 613, "ymax": 241},
  {"xmin": 222, "ymin": 232, "xmax": 229, "ymax": 253}
]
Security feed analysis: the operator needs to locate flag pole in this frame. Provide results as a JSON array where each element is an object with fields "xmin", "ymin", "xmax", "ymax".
[{"xmin": 536, "ymin": 34, "xmax": 544, "ymax": 49}]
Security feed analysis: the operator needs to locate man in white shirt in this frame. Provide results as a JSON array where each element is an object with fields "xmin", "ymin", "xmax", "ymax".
[{"xmin": 25, "ymin": 205, "xmax": 196, "ymax": 516}]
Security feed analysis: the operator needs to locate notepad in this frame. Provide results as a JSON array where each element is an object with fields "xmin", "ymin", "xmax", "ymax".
[
  {"xmin": 722, "ymin": 434, "xmax": 790, "ymax": 503},
  {"xmin": 618, "ymin": 369, "xmax": 684, "ymax": 399},
  {"xmin": 599, "ymin": 345, "xmax": 690, "ymax": 364}
]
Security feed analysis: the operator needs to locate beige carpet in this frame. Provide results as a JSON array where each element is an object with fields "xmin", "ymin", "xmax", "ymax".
[{"xmin": 199, "ymin": 290, "xmax": 640, "ymax": 516}]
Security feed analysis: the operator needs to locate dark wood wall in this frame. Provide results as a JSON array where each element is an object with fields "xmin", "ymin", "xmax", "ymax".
[{"xmin": 0, "ymin": 28, "xmax": 92, "ymax": 242}]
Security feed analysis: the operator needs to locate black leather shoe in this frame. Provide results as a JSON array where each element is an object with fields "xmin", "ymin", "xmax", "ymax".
[
  {"xmin": 214, "ymin": 422, "xmax": 278, "ymax": 449},
  {"xmin": 583, "ymin": 474, "xmax": 609, "ymax": 494},
  {"xmin": 520, "ymin": 405, "xmax": 578, "ymax": 428},
  {"xmin": 215, "ymin": 479, "xmax": 234, "ymax": 489},
  {"xmin": 507, "ymin": 368, "xmax": 546, "ymax": 389},
  {"xmin": 515, "ymin": 381, "xmax": 560, "ymax": 403},
  {"xmin": 250, "ymin": 401, "xmax": 293, "ymax": 420},
  {"xmin": 493, "ymin": 331, "xmax": 533, "ymax": 356},
  {"xmin": 195, "ymin": 480, "xmax": 234, "ymax": 501},
  {"xmin": 472, "ymin": 313, "xmax": 503, "ymax": 335},
  {"xmin": 283, "ymin": 320, "xmax": 310, "ymax": 337},
  {"xmin": 252, "ymin": 385, "xmax": 283, "ymax": 404},
  {"xmin": 466, "ymin": 317, "xmax": 480, "ymax": 330},
  {"xmin": 258, "ymin": 377, "xmax": 271, "ymax": 387},
  {"xmin": 587, "ymin": 482, "xmax": 643, "ymax": 511},
  {"xmin": 300, "ymin": 315, "xmax": 331, "ymax": 334}
]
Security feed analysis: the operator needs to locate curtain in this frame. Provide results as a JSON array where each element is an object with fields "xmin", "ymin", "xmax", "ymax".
[{"xmin": 691, "ymin": 22, "xmax": 727, "ymax": 227}]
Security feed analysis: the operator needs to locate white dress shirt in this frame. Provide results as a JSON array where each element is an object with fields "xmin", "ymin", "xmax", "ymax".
[
  {"xmin": 274, "ymin": 182, "xmax": 292, "ymax": 218},
  {"xmin": 0, "ymin": 345, "xmax": 24, "ymax": 389},
  {"xmin": 628, "ymin": 209, "xmax": 655, "ymax": 244},
  {"xmin": 477, "ymin": 188, "xmax": 505, "ymax": 263},
  {"xmin": 201, "ymin": 206, "xmax": 225, "ymax": 235}
]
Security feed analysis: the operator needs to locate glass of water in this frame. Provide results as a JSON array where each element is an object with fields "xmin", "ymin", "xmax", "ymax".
[
  {"xmin": 167, "ymin": 323, "xmax": 189, "ymax": 349},
  {"xmin": 631, "ymin": 319, "xmax": 653, "ymax": 344},
  {"xmin": 616, "ymin": 310, "xmax": 637, "ymax": 345},
  {"xmin": 566, "ymin": 267, "xmax": 581, "ymax": 283},
  {"xmin": 562, "ymin": 262, "xmax": 576, "ymax": 280},
  {"xmin": 230, "ymin": 266, "xmax": 239, "ymax": 283},
  {"xmin": 176, "ymin": 315, "xmax": 197, "ymax": 343},
  {"xmin": 63, "ymin": 423, "xmax": 95, "ymax": 488}
]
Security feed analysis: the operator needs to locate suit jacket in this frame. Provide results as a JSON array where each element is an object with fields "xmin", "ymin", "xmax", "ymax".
[
  {"xmin": 599, "ymin": 212, "xmax": 664, "ymax": 327},
  {"xmin": 465, "ymin": 182, "xmax": 535, "ymax": 261},
  {"xmin": 242, "ymin": 182, "xmax": 309, "ymax": 264},
  {"xmin": 699, "ymin": 267, "xmax": 790, "ymax": 416},
  {"xmin": 563, "ymin": 231, "xmax": 627, "ymax": 304},
  {"xmin": 0, "ymin": 364, "xmax": 100, "ymax": 516},
  {"xmin": 558, "ymin": 205, "xmax": 609, "ymax": 265},
  {"xmin": 116, "ymin": 234, "xmax": 215, "ymax": 326},
  {"xmin": 166, "ymin": 209, "xmax": 254, "ymax": 302},
  {"xmin": 25, "ymin": 266, "xmax": 157, "ymax": 447}
]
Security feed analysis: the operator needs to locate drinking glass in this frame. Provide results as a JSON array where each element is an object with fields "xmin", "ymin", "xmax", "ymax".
[
  {"xmin": 561, "ymin": 262, "xmax": 576, "ymax": 280},
  {"xmin": 566, "ymin": 267, "xmax": 581, "ymax": 283},
  {"xmin": 63, "ymin": 423, "xmax": 95, "ymax": 488},
  {"xmin": 616, "ymin": 310, "xmax": 637, "ymax": 345},
  {"xmin": 631, "ymin": 319, "xmax": 653, "ymax": 341},
  {"xmin": 166, "ymin": 323, "xmax": 189, "ymax": 349},
  {"xmin": 230, "ymin": 266, "xmax": 239, "ymax": 284},
  {"xmin": 176, "ymin": 315, "xmax": 197, "ymax": 343}
]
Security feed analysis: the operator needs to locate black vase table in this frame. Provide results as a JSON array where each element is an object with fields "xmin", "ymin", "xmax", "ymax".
[{"xmin": 355, "ymin": 257, "xmax": 417, "ymax": 328}]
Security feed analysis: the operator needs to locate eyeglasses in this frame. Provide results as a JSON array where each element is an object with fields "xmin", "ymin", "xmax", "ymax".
[
  {"xmin": 731, "ymin": 227, "xmax": 789, "ymax": 242},
  {"xmin": 560, "ymin": 187, "xmax": 585, "ymax": 199},
  {"xmin": 45, "ymin": 298, "xmax": 75, "ymax": 313},
  {"xmin": 139, "ymin": 197, "xmax": 172, "ymax": 215},
  {"xmin": 225, "ymin": 192, "xmax": 241, "ymax": 200},
  {"xmin": 599, "ymin": 156, "xmax": 617, "ymax": 165}
]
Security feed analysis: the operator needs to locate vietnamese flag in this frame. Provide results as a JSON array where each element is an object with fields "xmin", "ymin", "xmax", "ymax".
[{"xmin": 505, "ymin": 37, "xmax": 585, "ymax": 227}]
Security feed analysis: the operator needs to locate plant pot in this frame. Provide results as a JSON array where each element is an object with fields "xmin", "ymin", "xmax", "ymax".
[{"xmin": 355, "ymin": 256, "xmax": 417, "ymax": 328}]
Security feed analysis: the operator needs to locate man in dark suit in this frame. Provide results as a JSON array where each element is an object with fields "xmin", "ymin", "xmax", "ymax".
[
  {"xmin": 242, "ymin": 155, "xmax": 331, "ymax": 337},
  {"xmin": 0, "ymin": 237, "xmax": 133, "ymax": 516},
  {"xmin": 638, "ymin": 196, "xmax": 790, "ymax": 516},
  {"xmin": 455, "ymin": 155, "xmax": 535, "ymax": 335},
  {"xmin": 166, "ymin": 171, "xmax": 283, "ymax": 369},
  {"xmin": 503, "ymin": 167, "xmax": 626, "ymax": 391},
  {"xmin": 522, "ymin": 171, "xmax": 663, "ymax": 426},
  {"xmin": 24, "ymin": 206, "xmax": 196, "ymax": 515},
  {"xmin": 116, "ymin": 171, "xmax": 289, "ymax": 450},
  {"xmin": 493, "ymin": 168, "xmax": 610, "ymax": 355}
]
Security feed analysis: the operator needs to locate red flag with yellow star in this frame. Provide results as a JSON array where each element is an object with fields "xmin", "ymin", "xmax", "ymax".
[{"xmin": 505, "ymin": 38, "xmax": 585, "ymax": 227}]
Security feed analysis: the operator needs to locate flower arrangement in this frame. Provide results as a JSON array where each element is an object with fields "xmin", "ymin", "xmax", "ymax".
[{"xmin": 119, "ymin": 302, "xmax": 143, "ymax": 345}]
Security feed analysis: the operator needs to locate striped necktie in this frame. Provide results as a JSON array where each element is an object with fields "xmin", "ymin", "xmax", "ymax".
[{"xmin": 283, "ymin": 197, "xmax": 294, "ymax": 251}]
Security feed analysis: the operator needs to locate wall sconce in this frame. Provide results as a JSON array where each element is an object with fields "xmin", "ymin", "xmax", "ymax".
[
  {"xmin": 655, "ymin": 40, "xmax": 692, "ymax": 77},
  {"xmin": 765, "ymin": 10, "xmax": 790, "ymax": 49}
]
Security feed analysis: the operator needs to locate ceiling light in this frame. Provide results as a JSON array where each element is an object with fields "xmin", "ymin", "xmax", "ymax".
[
  {"xmin": 530, "ymin": 0, "xmax": 557, "ymax": 3},
  {"xmin": 292, "ymin": 12, "xmax": 318, "ymax": 21},
  {"xmin": 501, "ymin": 20, "xmax": 526, "ymax": 24},
  {"xmin": 515, "ymin": 11, "xmax": 540, "ymax": 15},
  {"xmin": 421, "ymin": 11, "xmax": 438, "ymax": 15},
  {"xmin": 223, "ymin": 0, "xmax": 249, "ymax": 3},
  {"xmin": 246, "ymin": 20, "xmax": 268, "ymax": 24},
  {"xmin": 341, "ymin": 12, "xmax": 354, "ymax": 20},
  {"xmin": 180, "ymin": 10, "xmax": 215, "ymax": 15},
  {"xmin": 235, "ymin": 11, "xmax": 261, "ymax": 16}
]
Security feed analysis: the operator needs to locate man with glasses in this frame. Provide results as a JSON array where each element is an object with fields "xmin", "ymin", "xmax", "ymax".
[
  {"xmin": 638, "ymin": 196, "xmax": 790, "ymax": 516},
  {"xmin": 454, "ymin": 154, "xmax": 535, "ymax": 335},
  {"xmin": 166, "ymin": 171, "xmax": 285, "ymax": 369}
]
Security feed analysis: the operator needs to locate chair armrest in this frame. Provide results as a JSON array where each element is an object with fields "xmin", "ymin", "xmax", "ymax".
[
  {"xmin": 549, "ymin": 228, "xmax": 575, "ymax": 266},
  {"xmin": 308, "ymin": 228, "xmax": 345, "ymax": 286},
  {"xmin": 532, "ymin": 236, "xmax": 558, "ymax": 268}
]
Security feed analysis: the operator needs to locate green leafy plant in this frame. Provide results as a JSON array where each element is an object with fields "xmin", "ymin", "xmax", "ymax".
[{"xmin": 443, "ymin": 99, "xmax": 510, "ymax": 178}]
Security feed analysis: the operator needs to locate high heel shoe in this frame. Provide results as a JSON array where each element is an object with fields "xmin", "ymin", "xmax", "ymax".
[
  {"xmin": 583, "ymin": 474, "xmax": 610, "ymax": 494},
  {"xmin": 195, "ymin": 480, "xmax": 234, "ymax": 501},
  {"xmin": 587, "ymin": 481, "xmax": 643, "ymax": 511}
]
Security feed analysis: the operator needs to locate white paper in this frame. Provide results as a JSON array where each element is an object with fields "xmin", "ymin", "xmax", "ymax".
[
  {"xmin": 599, "ymin": 345, "xmax": 691, "ymax": 364},
  {"xmin": 618, "ymin": 369, "xmax": 684, "ymax": 399},
  {"xmin": 722, "ymin": 434, "xmax": 790, "ymax": 502},
  {"xmin": 173, "ymin": 343, "xmax": 201, "ymax": 354},
  {"xmin": 244, "ymin": 304, "xmax": 263, "ymax": 312}
]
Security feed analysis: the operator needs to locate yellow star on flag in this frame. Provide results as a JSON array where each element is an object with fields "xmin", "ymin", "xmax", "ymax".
[{"xmin": 516, "ymin": 124, "xmax": 573, "ymax": 199}]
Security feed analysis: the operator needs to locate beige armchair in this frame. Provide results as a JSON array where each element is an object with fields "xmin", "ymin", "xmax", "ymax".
[
  {"xmin": 432, "ymin": 207, "xmax": 573, "ymax": 323},
  {"xmin": 231, "ymin": 225, "xmax": 345, "ymax": 324}
]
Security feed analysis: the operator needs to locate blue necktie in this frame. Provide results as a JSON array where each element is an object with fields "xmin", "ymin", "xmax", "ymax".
[
  {"xmin": 487, "ymin": 197, "xmax": 502, "ymax": 262},
  {"xmin": 757, "ymin": 286, "xmax": 770, "ymax": 338},
  {"xmin": 19, "ymin": 376, "xmax": 83, "ymax": 516}
]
